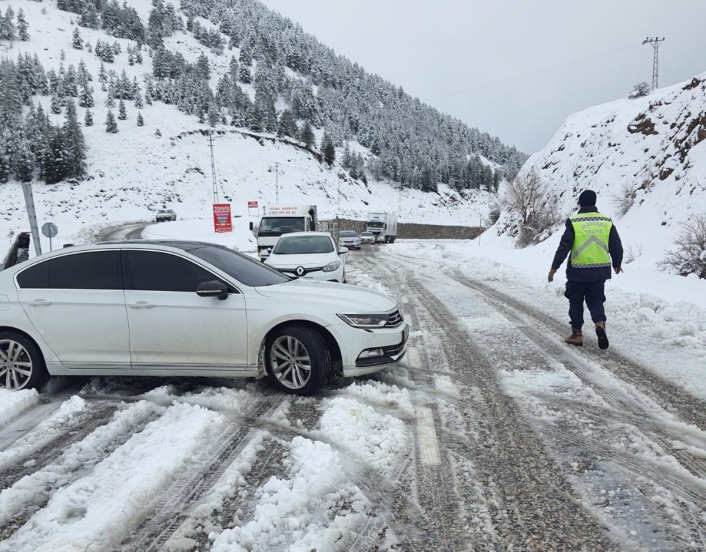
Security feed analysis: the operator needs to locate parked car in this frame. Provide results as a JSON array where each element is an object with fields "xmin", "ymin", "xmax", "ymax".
[
  {"xmin": 360, "ymin": 231, "xmax": 375, "ymax": 245},
  {"xmin": 0, "ymin": 241, "xmax": 408, "ymax": 395},
  {"xmin": 338, "ymin": 231, "xmax": 361, "ymax": 250},
  {"xmin": 155, "ymin": 209, "xmax": 177, "ymax": 222},
  {"xmin": 265, "ymin": 232, "xmax": 347, "ymax": 283}
]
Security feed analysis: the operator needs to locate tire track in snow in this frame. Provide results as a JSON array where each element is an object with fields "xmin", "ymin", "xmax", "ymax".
[
  {"xmin": 355, "ymin": 253, "xmax": 618, "ymax": 549},
  {"xmin": 447, "ymin": 272, "xmax": 706, "ymax": 485},
  {"xmin": 118, "ymin": 391, "xmax": 287, "ymax": 552},
  {"xmin": 0, "ymin": 402, "xmax": 162, "ymax": 541}
]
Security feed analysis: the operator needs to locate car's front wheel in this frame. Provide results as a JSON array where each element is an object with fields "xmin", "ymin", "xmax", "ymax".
[
  {"xmin": 0, "ymin": 331, "xmax": 48, "ymax": 391},
  {"xmin": 265, "ymin": 325, "xmax": 331, "ymax": 395}
]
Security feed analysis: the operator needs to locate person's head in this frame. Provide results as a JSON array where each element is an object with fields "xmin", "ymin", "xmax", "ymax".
[
  {"xmin": 577, "ymin": 190, "xmax": 597, "ymax": 208},
  {"xmin": 17, "ymin": 233, "xmax": 30, "ymax": 247}
]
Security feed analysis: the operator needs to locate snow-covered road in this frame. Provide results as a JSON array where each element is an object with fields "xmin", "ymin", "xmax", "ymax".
[{"xmin": 1, "ymin": 242, "xmax": 705, "ymax": 551}]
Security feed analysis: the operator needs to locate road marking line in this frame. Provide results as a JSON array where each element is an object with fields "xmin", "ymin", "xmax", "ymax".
[
  {"xmin": 416, "ymin": 407, "xmax": 441, "ymax": 466},
  {"xmin": 406, "ymin": 346, "xmax": 420, "ymax": 370}
]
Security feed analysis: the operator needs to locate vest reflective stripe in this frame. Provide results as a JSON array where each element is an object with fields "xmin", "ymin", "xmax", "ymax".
[{"xmin": 570, "ymin": 212, "xmax": 612, "ymax": 268}]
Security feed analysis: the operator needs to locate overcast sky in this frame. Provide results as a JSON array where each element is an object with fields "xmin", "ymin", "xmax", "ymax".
[{"xmin": 259, "ymin": 0, "xmax": 706, "ymax": 154}]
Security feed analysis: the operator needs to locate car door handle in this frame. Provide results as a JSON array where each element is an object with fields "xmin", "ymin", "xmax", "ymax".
[
  {"xmin": 128, "ymin": 301, "xmax": 155, "ymax": 309},
  {"xmin": 28, "ymin": 300, "xmax": 52, "ymax": 307}
]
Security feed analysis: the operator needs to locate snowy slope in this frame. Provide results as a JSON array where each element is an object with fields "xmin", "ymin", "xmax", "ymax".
[
  {"xmin": 487, "ymin": 71, "xmax": 706, "ymax": 272},
  {"xmin": 0, "ymin": 0, "xmax": 493, "ymax": 259}
]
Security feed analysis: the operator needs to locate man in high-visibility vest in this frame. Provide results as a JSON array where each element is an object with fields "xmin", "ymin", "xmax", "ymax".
[{"xmin": 548, "ymin": 190, "xmax": 623, "ymax": 349}]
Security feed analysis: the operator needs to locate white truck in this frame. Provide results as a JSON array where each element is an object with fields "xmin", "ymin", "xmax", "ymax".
[
  {"xmin": 366, "ymin": 212, "xmax": 398, "ymax": 243},
  {"xmin": 252, "ymin": 205, "xmax": 318, "ymax": 260}
]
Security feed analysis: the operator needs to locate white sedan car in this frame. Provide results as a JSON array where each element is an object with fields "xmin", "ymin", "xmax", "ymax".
[
  {"xmin": 338, "ymin": 231, "xmax": 361, "ymax": 250},
  {"xmin": 265, "ymin": 232, "xmax": 347, "ymax": 283},
  {"xmin": 0, "ymin": 241, "xmax": 408, "ymax": 395}
]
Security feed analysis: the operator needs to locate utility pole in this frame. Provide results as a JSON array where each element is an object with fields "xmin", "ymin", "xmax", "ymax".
[
  {"xmin": 642, "ymin": 37, "xmax": 665, "ymax": 90},
  {"xmin": 208, "ymin": 131, "xmax": 219, "ymax": 203},
  {"xmin": 272, "ymin": 162, "xmax": 280, "ymax": 204},
  {"xmin": 21, "ymin": 182, "xmax": 42, "ymax": 256}
]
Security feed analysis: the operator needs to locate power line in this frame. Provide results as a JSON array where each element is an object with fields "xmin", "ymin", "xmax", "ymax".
[
  {"xmin": 427, "ymin": 43, "xmax": 640, "ymax": 102},
  {"xmin": 642, "ymin": 37, "xmax": 665, "ymax": 90}
]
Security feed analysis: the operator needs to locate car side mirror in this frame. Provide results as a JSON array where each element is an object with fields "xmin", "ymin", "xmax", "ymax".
[
  {"xmin": 196, "ymin": 280, "xmax": 229, "ymax": 300},
  {"xmin": 339, "ymin": 247, "xmax": 349, "ymax": 254},
  {"xmin": 249, "ymin": 222, "xmax": 254, "ymax": 231}
]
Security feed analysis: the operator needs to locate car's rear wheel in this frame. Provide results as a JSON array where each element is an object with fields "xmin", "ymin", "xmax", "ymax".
[
  {"xmin": 0, "ymin": 331, "xmax": 48, "ymax": 391},
  {"xmin": 265, "ymin": 325, "xmax": 330, "ymax": 395}
]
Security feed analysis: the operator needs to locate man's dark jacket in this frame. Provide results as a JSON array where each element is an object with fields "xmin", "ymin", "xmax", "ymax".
[{"xmin": 551, "ymin": 206, "xmax": 624, "ymax": 282}]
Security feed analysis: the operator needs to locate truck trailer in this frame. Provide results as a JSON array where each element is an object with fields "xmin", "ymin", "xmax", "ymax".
[{"xmin": 366, "ymin": 212, "xmax": 398, "ymax": 243}]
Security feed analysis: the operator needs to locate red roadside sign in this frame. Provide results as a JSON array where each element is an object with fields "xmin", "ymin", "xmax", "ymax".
[
  {"xmin": 213, "ymin": 203, "xmax": 233, "ymax": 233},
  {"xmin": 248, "ymin": 201, "xmax": 258, "ymax": 209}
]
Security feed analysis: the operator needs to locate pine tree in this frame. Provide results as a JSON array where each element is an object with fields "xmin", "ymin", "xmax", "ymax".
[
  {"xmin": 134, "ymin": 89, "xmax": 144, "ymax": 109},
  {"xmin": 62, "ymin": 99, "xmax": 87, "ymax": 179},
  {"xmin": 322, "ymin": 134, "xmax": 336, "ymax": 165},
  {"xmin": 118, "ymin": 99, "xmax": 127, "ymax": 120},
  {"xmin": 98, "ymin": 62, "xmax": 107, "ymax": 83},
  {"xmin": 197, "ymin": 52, "xmax": 210, "ymax": 80},
  {"xmin": 72, "ymin": 27, "xmax": 83, "ymax": 49},
  {"xmin": 104, "ymin": 92, "xmax": 115, "ymax": 108},
  {"xmin": 229, "ymin": 56, "xmax": 239, "ymax": 83},
  {"xmin": 137, "ymin": 111, "xmax": 144, "ymax": 126},
  {"xmin": 1, "ymin": 6, "xmax": 16, "ymax": 41},
  {"xmin": 51, "ymin": 94, "xmax": 62, "ymax": 114},
  {"xmin": 17, "ymin": 8, "xmax": 29, "ymax": 41},
  {"xmin": 86, "ymin": 42, "xmax": 92, "ymax": 53},
  {"xmin": 239, "ymin": 64, "xmax": 252, "ymax": 84},
  {"xmin": 105, "ymin": 109, "xmax": 118, "ymax": 133},
  {"xmin": 277, "ymin": 109, "xmax": 297, "ymax": 138},
  {"xmin": 207, "ymin": 103, "xmax": 218, "ymax": 127},
  {"xmin": 300, "ymin": 122, "xmax": 315, "ymax": 149},
  {"xmin": 78, "ymin": 83, "xmax": 94, "ymax": 108},
  {"xmin": 84, "ymin": 108, "xmax": 93, "ymax": 126}
]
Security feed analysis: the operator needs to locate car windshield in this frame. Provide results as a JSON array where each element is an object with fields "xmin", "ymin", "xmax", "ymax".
[
  {"xmin": 188, "ymin": 245, "xmax": 290, "ymax": 286},
  {"xmin": 273, "ymin": 236, "xmax": 334, "ymax": 255},
  {"xmin": 340, "ymin": 231, "xmax": 357, "ymax": 237},
  {"xmin": 367, "ymin": 221, "xmax": 384, "ymax": 228}
]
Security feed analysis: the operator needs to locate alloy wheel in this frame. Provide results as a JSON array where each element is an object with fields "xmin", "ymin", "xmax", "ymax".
[
  {"xmin": 270, "ymin": 335, "xmax": 312, "ymax": 390},
  {"xmin": 0, "ymin": 339, "xmax": 34, "ymax": 390}
]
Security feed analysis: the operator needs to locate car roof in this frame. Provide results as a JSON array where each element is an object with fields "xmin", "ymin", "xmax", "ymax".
[{"xmin": 278, "ymin": 232, "xmax": 332, "ymax": 239}]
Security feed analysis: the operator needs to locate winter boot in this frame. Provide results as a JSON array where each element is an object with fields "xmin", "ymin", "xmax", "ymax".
[
  {"xmin": 595, "ymin": 322, "xmax": 609, "ymax": 350},
  {"xmin": 564, "ymin": 327, "xmax": 583, "ymax": 347}
]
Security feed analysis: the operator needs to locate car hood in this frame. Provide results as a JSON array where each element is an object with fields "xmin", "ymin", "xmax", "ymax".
[
  {"xmin": 255, "ymin": 279, "xmax": 397, "ymax": 313},
  {"xmin": 265, "ymin": 252, "xmax": 339, "ymax": 268}
]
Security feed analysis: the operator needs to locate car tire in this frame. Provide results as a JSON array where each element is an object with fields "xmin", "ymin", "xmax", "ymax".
[
  {"xmin": 0, "ymin": 331, "xmax": 48, "ymax": 391},
  {"xmin": 265, "ymin": 325, "xmax": 331, "ymax": 395}
]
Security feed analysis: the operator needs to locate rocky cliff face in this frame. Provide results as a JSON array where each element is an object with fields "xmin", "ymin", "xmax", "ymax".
[{"xmin": 490, "ymin": 72, "xmax": 706, "ymax": 269}]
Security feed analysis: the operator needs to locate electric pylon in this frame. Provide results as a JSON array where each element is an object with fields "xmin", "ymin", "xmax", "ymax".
[{"xmin": 642, "ymin": 37, "xmax": 665, "ymax": 90}]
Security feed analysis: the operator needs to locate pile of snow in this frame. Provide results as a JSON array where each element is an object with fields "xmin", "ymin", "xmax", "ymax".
[{"xmin": 0, "ymin": 389, "xmax": 40, "ymax": 428}]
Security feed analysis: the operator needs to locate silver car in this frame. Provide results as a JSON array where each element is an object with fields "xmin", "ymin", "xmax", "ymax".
[{"xmin": 338, "ymin": 231, "xmax": 361, "ymax": 250}]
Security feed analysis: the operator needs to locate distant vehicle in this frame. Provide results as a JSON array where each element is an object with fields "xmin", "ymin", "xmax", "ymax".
[
  {"xmin": 252, "ymin": 205, "xmax": 318, "ymax": 261},
  {"xmin": 366, "ymin": 212, "xmax": 398, "ymax": 243},
  {"xmin": 265, "ymin": 232, "xmax": 347, "ymax": 284},
  {"xmin": 338, "ymin": 231, "xmax": 361, "ymax": 250},
  {"xmin": 360, "ymin": 231, "xmax": 375, "ymax": 245},
  {"xmin": 0, "ymin": 240, "xmax": 408, "ymax": 395},
  {"xmin": 155, "ymin": 209, "xmax": 177, "ymax": 222}
]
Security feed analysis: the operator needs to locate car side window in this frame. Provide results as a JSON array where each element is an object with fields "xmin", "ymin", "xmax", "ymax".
[
  {"xmin": 49, "ymin": 251, "xmax": 122, "ymax": 289},
  {"xmin": 125, "ymin": 251, "xmax": 221, "ymax": 292},
  {"xmin": 18, "ymin": 252, "xmax": 123, "ymax": 290},
  {"xmin": 16, "ymin": 260, "xmax": 49, "ymax": 289}
]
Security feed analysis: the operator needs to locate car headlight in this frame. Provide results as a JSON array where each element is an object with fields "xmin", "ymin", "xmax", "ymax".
[
  {"xmin": 337, "ymin": 313, "xmax": 389, "ymax": 328},
  {"xmin": 322, "ymin": 261, "xmax": 341, "ymax": 273}
]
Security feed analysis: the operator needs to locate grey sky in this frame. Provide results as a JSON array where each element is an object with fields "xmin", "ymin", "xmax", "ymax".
[{"xmin": 259, "ymin": 0, "xmax": 706, "ymax": 154}]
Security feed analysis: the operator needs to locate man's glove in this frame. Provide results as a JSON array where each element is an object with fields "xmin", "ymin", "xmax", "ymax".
[
  {"xmin": 548, "ymin": 268, "xmax": 557, "ymax": 283},
  {"xmin": 614, "ymin": 266, "xmax": 623, "ymax": 274}
]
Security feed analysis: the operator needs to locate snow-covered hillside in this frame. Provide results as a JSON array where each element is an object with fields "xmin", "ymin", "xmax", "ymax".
[
  {"xmin": 0, "ymin": 0, "xmax": 494, "ymax": 258},
  {"xmin": 488, "ymin": 71, "xmax": 706, "ymax": 272}
]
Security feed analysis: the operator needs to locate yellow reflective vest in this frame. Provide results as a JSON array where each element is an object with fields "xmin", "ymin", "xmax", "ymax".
[{"xmin": 569, "ymin": 212, "xmax": 613, "ymax": 268}]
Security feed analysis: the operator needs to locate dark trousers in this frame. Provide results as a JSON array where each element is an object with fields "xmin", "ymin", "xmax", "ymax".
[{"xmin": 564, "ymin": 280, "xmax": 606, "ymax": 329}]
